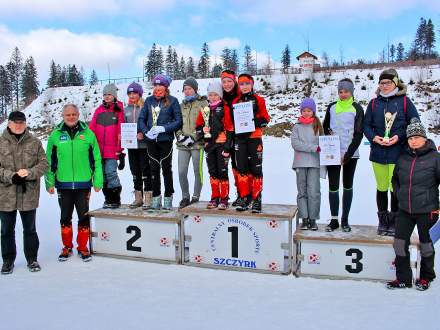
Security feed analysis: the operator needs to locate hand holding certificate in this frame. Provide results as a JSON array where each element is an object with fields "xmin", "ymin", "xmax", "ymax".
[
  {"xmin": 121, "ymin": 123, "xmax": 138, "ymax": 149},
  {"xmin": 319, "ymin": 136, "xmax": 341, "ymax": 166},
  {"xmin": 233, "ymin": 101, "xmax": 256, "ymax": 134}
]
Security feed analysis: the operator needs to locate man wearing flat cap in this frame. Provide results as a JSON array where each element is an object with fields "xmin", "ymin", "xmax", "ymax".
[{"xmin": 0, "ymin": 111, "xmax": 48, "ymax": 274}]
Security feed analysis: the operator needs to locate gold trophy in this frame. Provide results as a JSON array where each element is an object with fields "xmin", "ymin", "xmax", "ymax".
[
  {"xmin": 384, "ymin": 112, "xmax": 397, "ymax": 143},
  {"xmin": 151, "ymin": 106, "xmax": 161, "ymax": 127},
  {"xmin": 201, "ymin": 106, "xmax": 211, "ymax": 138}
]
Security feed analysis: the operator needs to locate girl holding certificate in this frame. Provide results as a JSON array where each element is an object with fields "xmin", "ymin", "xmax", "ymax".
[
  {"xmin": 231, "ymin": 73, "xmax": 270, "ymax": 213},
  {"xmin": 291, "ymin": 98, "xmax": 323, "ymax": 231},
  {"xmin": 138, "ymin": 74, "xmax": 183, "ymax": 210},
  {"xmin": 124, "ymin": 82, "xmax": 152, "ymax": 209},
  {"xmin": 364, "ymin": 69, "xmax": 419, "ymax": 236},
  {"xmin": 323, "ymin": 78, "xmax": 364, "ymax": 232}
]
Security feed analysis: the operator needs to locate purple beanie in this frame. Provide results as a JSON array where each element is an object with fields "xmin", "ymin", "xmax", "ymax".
[
  {"xmin": 152, "ymin": 74, "xmax": 172, "ymax": 88},
  {"xmin": 127, "ymin": 82, "xmax": 143, "ymax": 96},
  {"xmin": 300, "ymin": 97, "xmax": 316, "ymax": 113}
]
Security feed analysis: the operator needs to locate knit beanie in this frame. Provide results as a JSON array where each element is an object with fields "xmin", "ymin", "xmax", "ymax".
[
  {"xmin": 338, "ymin": 79, "xmax": 354, "ymax": 95},
  {"xmin": 152, "ymin": 74, "xmax": 172, "ymax": 88},
  {"xmin": 379, "ymin": 68, "xmax": 400, "ymax": 86},
  {"xmin": 207, "ymin": 81, "xmax": 223, "ymax": 98},
  {"xmin": 406, "ymin": 117, "xmax": 427, "ymax": 138},
  {"xmin": 300, "ymin": 97, "xmax": 316, "ymax": 113},
  {"xmin": 103, "ymin": 83, "xmax": 118, "ymax": 98},
  {"xmin": 183, "ymin": 77, "xmax": 198, "ymax": 93},
  {"xmin": 127, "ymin": 82, "xmax": 143, "ymax": 96}
]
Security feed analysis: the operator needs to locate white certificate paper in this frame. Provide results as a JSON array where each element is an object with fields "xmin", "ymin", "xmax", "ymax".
[
  {"xmin": 319, "ymin": 136, "xmax": 341, "ymax": 166},
  {"xmin": 121, "ymin": 123, "xmax": 138, "ymax": 149},
  {"xmin": 233, "ymin": 101, "xmax": 256, "ymax": 134}
]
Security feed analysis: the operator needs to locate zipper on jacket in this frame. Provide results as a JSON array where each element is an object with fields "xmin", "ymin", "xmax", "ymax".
[
  {"xmin": 71, "ymin": 133, "xmax": 75, "ymax": 189},
  {"xmin": 408, "ymin": 155, "xmax": 417, "ymax": 214}
]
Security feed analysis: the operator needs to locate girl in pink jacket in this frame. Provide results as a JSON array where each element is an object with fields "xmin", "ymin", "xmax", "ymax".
[{"xmin": 89, "ymin": 83, "xmax": 125, "ymax": 208}]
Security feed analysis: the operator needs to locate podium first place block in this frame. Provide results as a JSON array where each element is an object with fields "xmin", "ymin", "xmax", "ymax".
[
  {"xmin": 89, "ymin": 206, "xmax": 182, "ymax": 264},
  {"xmin": 294, "ymin": 224, "xmax": 420, "ymax": 281},
  {"xmin": 180, "ymin": 202, "xmax": 297, "ymax": 274}
]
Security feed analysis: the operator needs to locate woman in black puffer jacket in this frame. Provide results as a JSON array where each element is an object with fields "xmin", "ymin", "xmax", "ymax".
[{"xmin": 388, "ymin": 118, "xmax": 440, "ymax": 291}]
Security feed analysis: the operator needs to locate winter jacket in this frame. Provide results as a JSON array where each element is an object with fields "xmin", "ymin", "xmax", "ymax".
[
  {"xmin": 0, "ymin": 128, "xmax": 49, "ymax": 212},
  {"xmin": 392, "ymin": 139, "xmax": 440, "ymax": 214},
  {"xmin": 89, "ymin": 101, "xmax": 125, "ymax": 159},
  {"xmin": 124, "ymin": 102, "xmax": 147, "ymax": 149},
  {"xmin": 230, "ymin": 92, "xmax": 270, "ymax": 141},
  {"xmin": 323, "ymin": 100, "xmax": 364, "ymax": 163},
  {"xmin": 291, "ymin": 121, "xmax": 320, "ymax": 169},
  {"xmin": 176, "ymin": 95, "xmax": 208, "ymax": 150},
  {"xmin": 45, "ymin": 121, "xmax": 104, "ymax": 190},
  {"xmin": 138, "ymin": 95, "xmax": 183, "ymax": 142},
  {"xmin": 364, "ymin": 83, "xmax": 419, "ymax": 164},
  {"xmin": 195, "ymin": 101, "xmax": 234, "ymax": 153}
]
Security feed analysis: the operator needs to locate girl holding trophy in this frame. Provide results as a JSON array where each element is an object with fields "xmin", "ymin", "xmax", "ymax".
[
  {"xmin": 138, "ymin": 74, "xmax": 183, "ymax": 210},
  {"xmin": 195, "ymin": 81, "xmax": 234, "ymax": 210},
  {"xmin": 364, "ymin": 69, "xmax": 419, "ymax": 236}
]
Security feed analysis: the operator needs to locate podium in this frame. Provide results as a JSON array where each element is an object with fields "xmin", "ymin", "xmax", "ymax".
[
  {"xmin": 180, "ymin": 202, "xmax": 297, "ymax": 274},
  {"xmin": 89, "ymin": 206, "xmax": 182, "ymax": 264},
  {"xmin": 293, "ymin": 224, "xmax": 420, "ymax": 281}
]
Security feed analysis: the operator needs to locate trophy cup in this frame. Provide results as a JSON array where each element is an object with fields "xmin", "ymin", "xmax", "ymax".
[
  {"xmin": 151, "ymin": 106, "xmax": 161, "ymax": 127},
  {"xmin": 383, "ymin": 112, "xmax": 397, "ymax": 143},
  {"xmin": 201, "ymin": 106, "xmax": 211, "ymax": 138}
]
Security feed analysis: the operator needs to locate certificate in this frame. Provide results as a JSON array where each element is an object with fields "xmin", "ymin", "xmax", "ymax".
[
  {"xmin": 233, "ymin": 101, "xmax": 256, "ymax": 134},
  {"xmin": 319, "ymin": 136, "xmax": 341, "ymax": 166},
  {"xmin": 121, "ymin": 123, "xmax": 138, "ymax": 149}
]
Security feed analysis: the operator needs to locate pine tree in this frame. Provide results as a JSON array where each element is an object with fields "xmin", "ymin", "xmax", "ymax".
[
  {"xmin": 172, "ymin": 49, "xmax": 179, "ymax": 79},
  {"xmin": 221, "ymin": 47, "xmax": 232, "ymax": 70},
  {"xmin": 20, "ymin": 56, "xmax": 39, "ymax": 106},
  {"xmin": 59, "ymin": 65, "xmax": 67, "ymax": 86},
  {"xmin": 67, "ymin": 64, "xmax": 81, "ymax": 86},
  {"xmin": 390, "ymin": 44, "xmax": 396, "ymax": 62},
  {"xmin": 425, "ymin": 18, "xmax": 436, "ymax": 58},
  {"xmin": 230, "ymin": 49, "xmax": 239, "ymax": 73},
  {"xmin": 396, "ymin": 43, "xmax": 405, "ymax": 61},
  {"xmin": 145, "ymin": 43, "xmax": 164, "ymax": 80},
  {"xmin": 186, "ymin": 57, "xmax": 196, "ymax": 78},
  {"xmin": 47, "ymin": 60, "xmax": 59, "ymax": 87},
  {"xmin": 412, "ymin": 17, "xmax": 427, "ymax": 59},
  {"xmin": 7, "ymin": 47, "xmax": 23, "ymax": 110},
  {"xmin": 79, "ymin": 66, "xmax": 85, "ymax": 86},
  {"xmin": 281, "ymin": 44, "xmax": 291, "ymax": 73},
  {"xmin": 211, "ymin": 63, "xmax": 223, "ymax": 78},
  {"xmin": 243, "ymin": 45, "xmax": 256, "ymax": 74},
  {"xmin": 198, "ymin": 42, "xmax": 210, "ymax": 78},
  {"xmin": 179, "ymin": 56, "xmax": 186, "ymax": 79},
  {"xmin": 156, "ymin": 47, "xmax": 164, "ymax": 75},
  {"xmin": 165, "ymin": 45, "xmax": 174, "ymax": 77},
  {"xmin": 0, "ymin": 65, "xmax": 12, "ymax": 119},
  {"xmin": 89, "ymin": 69, "xmax": 98, "ymax": 85}
]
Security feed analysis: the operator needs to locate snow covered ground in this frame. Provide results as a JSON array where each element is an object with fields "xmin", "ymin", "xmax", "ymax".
[{"xmin": 0, "ymin": 137, "xmax": 438, "ymax": 330}]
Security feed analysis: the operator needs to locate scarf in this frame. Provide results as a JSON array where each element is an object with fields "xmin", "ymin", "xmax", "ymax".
[
  {"xmin": 209, "ymin": 99, "xmax": 222, "ymax": 110},
  {"xmin": 184, "ymin": 94, "xmax": 198, "ymax": 102},
  {"xmin": 335, "ymin": 97, "xmax": 354, "ymax": 114},
  {"xmin": 380, "ymin": 87, "xmax": 399, "ymax": 98},
  {"xmin": 299, "ymin": 116, "xmax": 315, "ymax": 125}
]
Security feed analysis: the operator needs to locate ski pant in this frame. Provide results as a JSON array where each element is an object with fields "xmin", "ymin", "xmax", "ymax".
[
  {"xmin": 206, "ymin": 144, "xmax": 229, "ymax": 200},
  {"xmin": 103, "ymin": 159, "xmax": 121, "ymax": 189},
  {"xmin": 0, "ymin": 209, "xmax": 38, "ymax": 263},
  {"xmin": 57, "ymin": 189, "xmax": 91, "ymax": 252},
  {"xmin": 295, "ymin": 167, "xmax": 320, "ymax": 220},
  {"xmin": 235, "ymin": 138, "xmax": 263, "ymax": 199},
  {"xmin": 393, "ymin": 210, "xmax": 436, "ymax": 284},
  {"xmin": 327, "ymin": 158, "xmax": 357, "ymax": 220},
  {"xmin": 128, "ymin": 148, "xmax": 152, "ymax": 192},
  {"xmin": 178, "ymin": 148, "xmax": 203, "ymax": 200},
  {"xmin": 146, "ymin": 141, "xmax": 174, "ymax": 198}
]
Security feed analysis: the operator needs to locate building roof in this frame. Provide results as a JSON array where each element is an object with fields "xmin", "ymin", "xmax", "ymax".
[{"xmin": 296, "ymin": 51, "xmax": 318, "ymax": 60}]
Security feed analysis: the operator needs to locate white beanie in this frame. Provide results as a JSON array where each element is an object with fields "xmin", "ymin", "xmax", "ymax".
[{"xmin": 207, "ymin": 81, "xmax": 223, "ymax": 98}]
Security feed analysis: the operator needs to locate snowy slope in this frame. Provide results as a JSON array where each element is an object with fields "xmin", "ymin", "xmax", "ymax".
[
  {"xmin": 3, "ymin": 64, "xmax": 440, "ymax": 138},
  {"xmin": 0, "ymin": 138, "xmax": 438, "ymax": 330}
]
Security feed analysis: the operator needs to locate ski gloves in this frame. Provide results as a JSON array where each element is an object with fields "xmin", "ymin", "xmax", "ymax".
[
  {"xmin": 177, "ymin": 135, "xmax": 195, "ymax": 147},
  {"xmin": 146, "ymin": 126, "xmax": 165, "ymax": 140}
]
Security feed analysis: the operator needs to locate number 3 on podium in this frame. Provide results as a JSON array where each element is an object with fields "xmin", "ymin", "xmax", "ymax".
[{"xmin": 345, "ymin": 248, "xmax": 363, "ymax": 274}]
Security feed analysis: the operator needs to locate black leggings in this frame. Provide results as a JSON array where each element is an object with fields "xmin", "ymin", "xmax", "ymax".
[
  {"xmin": 327, "ymin": 158, "xmax": 358, "ymax": 191},
  {"xmin": 128, "ymin": 148, "xmax": 152, "ymax": 191},
  {"xmin": 146, "ymin": 141, "xmax": 174, "ymax": 197},
  {"xmin": 235, "ymin": 138, "xmax": 263, "ymax": 177}
]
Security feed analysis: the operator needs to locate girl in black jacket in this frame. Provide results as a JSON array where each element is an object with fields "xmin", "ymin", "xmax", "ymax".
[{"xmin": 387, "ymin": 118, "xmax": 440, "ymax": 291}]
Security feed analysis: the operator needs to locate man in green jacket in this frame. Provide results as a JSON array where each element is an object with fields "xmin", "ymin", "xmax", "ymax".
[{"xmin": 46, "ymin": 104, "xmax": 103, "ymax": 262}]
